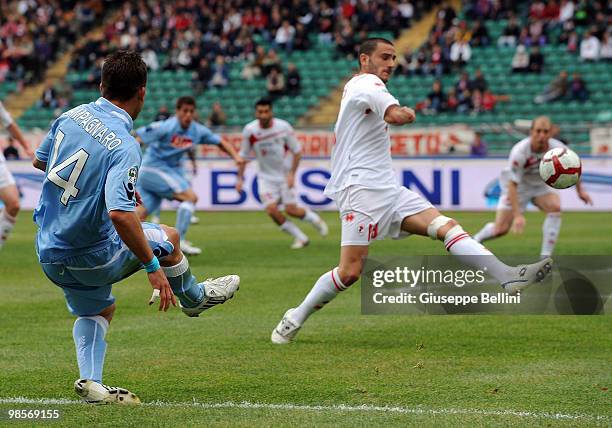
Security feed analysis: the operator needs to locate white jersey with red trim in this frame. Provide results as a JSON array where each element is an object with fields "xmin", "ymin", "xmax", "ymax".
[
  {"xmin": 240, "ymin": 118, "xmax": 300, "ymax": 183},
  {"xmin": 0, "ymin": 101, "xmax": 14, "ymax": 163},
  {"xmin": 501, "ymin": 137, "xmax": 567, "ymax": 190},
  {"xmin": 324, "ymin": 73, "xmax": 400, "ymax": 198}
]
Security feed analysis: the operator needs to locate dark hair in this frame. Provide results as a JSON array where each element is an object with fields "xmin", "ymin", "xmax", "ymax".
[
  {"xmin": 357, "ymin": 37, "xmax": 394, "ymax": 66},
  {"xmin": 176, "ymin": 96, "xmax": 196, "ymax": 109},
  {"xmin": 100, "ymin": 51, "xmax": 147, "ymax": 101},
  {"xmin": 255, "ymin": 98, "xmax": 273, "ymax": 109}
]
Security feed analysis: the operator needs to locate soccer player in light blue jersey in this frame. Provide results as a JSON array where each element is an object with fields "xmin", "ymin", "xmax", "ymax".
[
  {"xmin": 32, "ymin": 51, "xmax": 240, "ymax": 405},
  {"xmin": 135, "ymin": 96, "xmax": 245, "ymax": 255}
]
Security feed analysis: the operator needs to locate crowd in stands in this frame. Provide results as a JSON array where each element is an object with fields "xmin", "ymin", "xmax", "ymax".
[{"xmin": 0, "ymin": 0, "xmax": 106, "ymax": 86}]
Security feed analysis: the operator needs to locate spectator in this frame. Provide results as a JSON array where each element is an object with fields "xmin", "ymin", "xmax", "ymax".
[
  {"xmin": 262, "ymin": 49, "xmax": 281, "ymax": 77},
  {"xmin": 425, "ymin": 80, "xmax": 447, "ymax": 114},
  {"xmin": 482, "ymin": 90, "xmax": 510, "ymax": 111},
  {"xmin": 395, "ymin": 50, "xmax": 419, "ymax": 77},
  {"xmin": 398, "ymin": 0, "xmax": 415, "ymax": 27},
  {"xmin": 142, "ymin": 48, "xmax": 159, "ymax": 71},
  {"xmin": 209, "ymin": 56, "xmax": 229, "ymax": 88},
  {"xmin": 470, "ymin": 20, "xmax": 490, "ymax": 46},
  {"xmin": 192, "ymin": 58, "xmax": 212, "ymax": 94},
  {"xmin": 528, "ymin": 46, "xmax": 545, "ymax": 73},
  {"xmin": 267, "ymin": 67, "xmax": 285, "ymax": 101},
  {"xmin": 446, "ymin": 88, "xmax": 459, "ymax": 111},
  {"xmin": 207, "ymin": 102, "xmax": 227, "ymax": 127},
  {"xmin": 512, "ymin": 45, "xmax": 530, "ymax": 72},
  {"xmin": 543, "ymin": 0, "xmax": 561, "ymax": 23},
  {"xmin": 580, "ymin": 31, "xmax": 600, "ymax": 61},
  {"xmin": 455, "ymin": 72, "xmax": 471, "ymax": 93},
  {"xmin": 570, "ymin": 72, "xmax": 588, "ymax": 102},
  {"xmin": 293, "ymin": 23, "xmax": 311, "ymax": 51},
  {"xmin": 470, "ymin": 133, "xmax": 488, "ymax": 156},
  {"xmin": 470, "ymin": 69, "xmax": 488, "ymax": 93},
  {"xmin": 498, "ymin": 16, "xmax": 521, "ymax": 47},
  {"xmin": 39, "ymin": 84, "xmax": 58, "ymax": 108},
  {"xmin": 449, "ymin": 39, "xmax": 471, "ymax": 68},
  {"xmin": 241, "ymin": 46, "xmax": 266, "ymax": 80},
  {"xmin": 3, "ymin": 137, "xmax": 19, "ymax": 160},
  {"xmin": 430, "ymin": 44, "xmax": 447, "ymax": 77},
  {"xmin": 286, "ymin": 63, "xmax": 301, "ymax": 96},
  {"xmin": 154, "ymin": 106, "xmax": 170, "ymax": 121},
  {"xmin": 274, "ymin": 20, "xmax": 295, "ymax": 53},
  {"xmin": 601, "ymin": 33, "xmax": 612, "ymax": 61},
  {"xmin": 472, "ymin": 89, "xmax": 484, "ymax": 113},
  {"xmin": 534, "ymin": 70, "xmax": 569, "ymax": 104},
  {"xmin": 457, "ymin": 89, "xmax": 473, "ymax": 113},
  {"xmin": 559, "ymin": 0, "xmax": 575, "ymax": 23}
]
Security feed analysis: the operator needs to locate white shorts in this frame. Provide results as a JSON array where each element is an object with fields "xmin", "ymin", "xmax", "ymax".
[
  {"xmin": 0, "ymin": 162, "xmax": 16, "ymax": 189},
  {"xmin": 497, "ymin": 185, "xmax": 557, "ymax": 211},
  {"xmin": 336, "ymin": 186, "xmax": 433, "ymax": 246},
  {"xmin": 259, "ymin": 179, "xmax": 297, "ymax": 207}
]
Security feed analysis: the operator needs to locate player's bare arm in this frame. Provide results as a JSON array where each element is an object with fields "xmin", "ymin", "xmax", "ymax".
[
  {"xmin": 575, "ymin": 180, "xmax": 593, "ymax": 205},
  {"xmin": 508, "ymin": 181, "xmax": 526, "ymax": 233},
  {"xmin": 384, "ymin": 105, "xmax": 416, "ymax": 126},
  {"xmin": 287, "ymin": 152, "xmax": 301, "ymax": 188},
  {"xmin": 219, "ymin": 138, "xmax": 246, "ymax": 167},
  {"xmin": 7, "ymin": 122, "xmax": 34, "ymax": 157},
  {"xmin": 32, "ymin": 158, "xmax": 47, "ymax": 172},
  {"xmin": 109, "ymin": 210, "xmax": 176, "ymax": 311}
]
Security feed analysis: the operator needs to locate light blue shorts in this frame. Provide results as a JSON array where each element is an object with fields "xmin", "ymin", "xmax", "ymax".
[
  {"xmin": 137, "ymin": 165, "xmax": 190, "ymax": 214},
  {"xmin": 40, "ymin": 223, "xmax": 174, "ymax": 316}
]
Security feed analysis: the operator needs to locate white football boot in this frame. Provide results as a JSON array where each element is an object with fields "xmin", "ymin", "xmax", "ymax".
[
  {"xmin": 501, "ymin": 257, "xmax": 553, "ymax": 295},
  {"xmin": 180, "ymin": 275, "xmax": 240, "ymax": 317},
  {"xmin": 271, "ymin": 308, "xmax": 302, "ymax": 344},
  {"xmin": 74, "ymin": 379, "xmax": 141, "ymax": 405},
  {"xmin": 190, "ymin": 215, "xmax": 200, "ymax": 224},
  {"xmin": 150, "ymin": 215, "xmax": 161, "ymax": 224},
  {"xmin": 313, "ymin": 218, "xmax": 329, "ymax": 237},
  {"xmin": 290, "ymin": 239, "xmax": 309, "ymax": 249},
  {"xmin": 180, "ymin": 240, "xmax": 202, "ymax": 256}
]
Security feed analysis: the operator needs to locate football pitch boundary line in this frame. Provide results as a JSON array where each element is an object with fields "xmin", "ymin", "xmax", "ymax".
[{"xmin": 0, "ymin": 397, "xmax": 609, "ymax": 421}]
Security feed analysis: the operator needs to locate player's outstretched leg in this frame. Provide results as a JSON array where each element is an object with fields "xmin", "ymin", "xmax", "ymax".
[
  {"xmin": 266, "ymin": 203, "xmax": 309, "ymax": 249},
  {"xmin": 271, "ymin": 246, "xmax": 366, "ymax": 344},
  {"xmin": 0, "ymin": 184, "xmax": 20, "ymax": 250},
  {"xmin": 158, "ymin": 225, "xmax": 239, "ymax": 317},
  {"xmin": 286, "ymin": 204, "xmax": 329, "ymax": 237},
  {"xmin": 412, "ymin": 211, "xmax": 552, "ymax": 295}
]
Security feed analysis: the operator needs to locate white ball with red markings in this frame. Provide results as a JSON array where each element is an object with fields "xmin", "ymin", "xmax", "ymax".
[{"xmin": 539, "ymin": 147, "xmax": 582, "ymax": 189}]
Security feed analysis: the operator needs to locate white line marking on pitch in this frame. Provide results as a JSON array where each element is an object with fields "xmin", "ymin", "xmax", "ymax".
[{"xmin": 0, "ymin": 397, "xmax": 609, "ymax": 421}]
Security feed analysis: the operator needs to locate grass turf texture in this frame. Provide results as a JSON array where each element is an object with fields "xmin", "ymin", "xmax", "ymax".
[{"xmin": 0, "ymin": 210, "xmax": 610, "ymax": 427}]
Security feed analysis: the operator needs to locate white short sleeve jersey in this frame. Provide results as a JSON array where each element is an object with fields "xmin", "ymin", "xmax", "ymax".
[
  {"xmin": 0, "ymin": 101, "xmax": 14, "ymax": 162},
  {"xmin": 240, "ymin": 118, "xmax": 300, "ymax": 183},
  {"xmin": 324, "ymin": 73, "xmax": 400, "ymax": 198},
  {"xmin": 500, "ymin": 137, "xmax": 567, "ymax": 189}
]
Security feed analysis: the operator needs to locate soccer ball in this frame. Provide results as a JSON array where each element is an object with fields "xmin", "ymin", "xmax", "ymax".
[{"xmin": 539, "ymin": 147, "xmax": 582, "ymax": 189}]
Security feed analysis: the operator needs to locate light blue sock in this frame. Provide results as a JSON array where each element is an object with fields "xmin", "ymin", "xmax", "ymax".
[
  {"xmin": 176, "ymin": 201, "xmax": 195, "ymax": 239},
  {"xmin": 73, "ymin": 316, "xmax": 108, "ymax": 383},
  {"xmin": 162, "ymin": 255, "xmax": 205, "ymax": 307}
]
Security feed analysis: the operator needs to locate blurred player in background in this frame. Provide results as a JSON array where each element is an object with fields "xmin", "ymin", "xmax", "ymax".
[
  {"xmin": 473, "ymin": 116, "xmax": 592, "ymax": 257},
  {"xmin": 32, "ymin": 51, "xmax": 240, "ymax": 404},
  {"xmin": 272, "ymin": 38, "xmax": 553, "ymax": 344},
  {"xmin": 0, "ymin": 100, "xmax": 33, "ymax": 251},
  {"xmin": 236, "ymin": 98, "xmax": 328, "ymax": 249},
  {"xmin": 135, "ymin": 96, "xmax": 245, "ymax": 255}
]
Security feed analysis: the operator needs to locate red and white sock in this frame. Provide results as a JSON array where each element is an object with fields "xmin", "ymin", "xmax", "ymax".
[
  {"xmin": 541, "ymin": 213, "xmax": 561, "ymax": 257},
  {"xmin": 292, "ymin": 267, "xmax": 347, "ymax": 324},
  {"xmin": 444, "ymin": 225, "xmax": 511, "ymax": 283},
  {"xmin": 473, "ymin": 222, "xmax": 497, "ymax": 243},
  {"xmin": 0, "ymin": 210, "xmax": 16, "ymax": 249}
]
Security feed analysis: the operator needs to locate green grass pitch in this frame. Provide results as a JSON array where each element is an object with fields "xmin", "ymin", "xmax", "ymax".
[{"xmin": 0, "ymin": 210, "xmax": 610, "ymax": 427}]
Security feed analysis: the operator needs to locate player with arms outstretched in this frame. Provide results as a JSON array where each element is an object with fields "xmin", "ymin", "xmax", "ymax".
[
  {"xmin": 236, "ymin": 98, "xmax": 328, "ymax": 249},
  {"xmin": 33, "ymin": 51, "xmax": 240, "ymax": 404},
  {"xmin": 473, "ymin": 116, "xmax": 592, "ymax": 257},
  {"xmin": 0, "ymin": 100, "xmax": 33, "ymax": 250},
  {"xmin": 271, "ymin": 38, "xmax": 553, "ymax": 344},
  {"xmin": 135, "ymin": 96, "xmax": 245, "ymax": 255}
]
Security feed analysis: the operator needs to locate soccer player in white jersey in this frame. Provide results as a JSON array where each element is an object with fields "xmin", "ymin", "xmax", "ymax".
[
  {"xmin": 271, "ymin": 38, "xmax": 553, "ymax": 344},
  {"xmin": 0, "ymin": 100, "xmax": 33, "ymax": 250},
  {"xmin": 473, "ymin": 116, "xmax": 592, "ymax": 256},
  {"xmin": 236, "ymin": 98, "xmax": 328, "ymax": 249}
]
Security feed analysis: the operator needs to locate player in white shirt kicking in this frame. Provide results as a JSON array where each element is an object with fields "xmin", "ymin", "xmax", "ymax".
[
  {"xmin": 0, "ymin": 100, "xmax": 33, "ymax": 250},
  {"xmin": 271, "ymin": 38, "xmax": 553, "ymax": 344},
  {"xmin": 236, "ymin": 98, "xmax": 328, "ymax": 249},
  {"xmin": 473, "ymin": 116, "xmax": 592, "ymax": 257}
]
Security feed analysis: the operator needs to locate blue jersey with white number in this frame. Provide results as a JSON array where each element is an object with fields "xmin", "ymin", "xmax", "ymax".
[
  {"xmin": 136, "ymin": 116, "xmax": 221, "ymax": 169},
  {"xmin": 34, "ymin": 97, "xmax": 141, "ymax": 263}
]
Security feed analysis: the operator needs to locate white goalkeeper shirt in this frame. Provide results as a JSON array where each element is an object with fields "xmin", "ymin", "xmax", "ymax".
[
  {"xmin": 0, "ymin": 101, "xmax": 14, "ymax": 163},
  {"xmin": 501, "ymin": 137, "xmax": 567, "ymax": 190},
  {"xmin": 324, "ymin": 73, "xmax": 400, "ymax": 199},
  {"xmin": 240, "ymin": 118, "xmax": 300, "ymax": 183}
]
